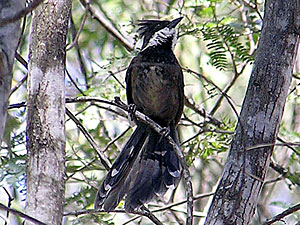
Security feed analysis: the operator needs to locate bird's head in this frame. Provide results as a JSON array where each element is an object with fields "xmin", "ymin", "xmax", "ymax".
[{"xmin": 137, "ymin": 17, "xmax": 183, "ymax": 51}]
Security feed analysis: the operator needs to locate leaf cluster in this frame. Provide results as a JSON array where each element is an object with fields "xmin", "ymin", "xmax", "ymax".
[{"xmin": 201, "ymin": 22, "xmax": 254, "ymax": 70}]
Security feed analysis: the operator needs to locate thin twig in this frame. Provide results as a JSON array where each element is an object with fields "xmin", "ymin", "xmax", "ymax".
[
  {"xmin": 181, "ymin": 129, "xmax": 205, "ymax": 146},
  {"xmin": 277, "ymin": 136, "xmax": 300, "ymax": 156},
  {"xmin": 66, "ymin": 5, "xmax": 89, "ymax": 51},
  {"xmin": 184, "ymin": 68, "xmax": 240, "ymax": 119},
  {"xmin": 102, "ymin": 126, "xmax": 131, "ymax": 152},
  {"xmin": 66, "ymin": 69, "xmax": 85, "ymax": 96},
  {"xmin": 122, "ymin": 215, "xmax": 141, "ymax": 225},
  {"xmin": 0, "ymin": 0, "xmax": 43, "ymax": 27},
  {"xmin": 140, "ymin": 205, "xmax": 163, "ymax": 225},
  {"xmin": 0, "ymin": 203, "xmax": 46, "ymax": 225},
  {"xmin": 69, "ymin": 15, "xmax": 89, "ymax": 88},
  {"xmin": 10, "ymin": 53, "xmax": 28, "ymax": 97},
  {"xmin": 152, "ymin": 192, "xmax": 214, "ymax": 213},
  {"xmin": 269, "ymin": 160, "xmax": 300, "ymax": 186},
  {"xmin": 79, "ymin": 0, "xmax": 134, "ymax": 51},
  {"xmin": 64, "ymin": 208, "xmax": 126, "ymax": 216},
  {"xmin": 262, "ymin": 203, "xmax": 300, "ymax": 225},
  {"xmin": 184, "ymin": 96, "xmax": 222, "ymax": 126},
  {"xmin": 9, "ymin": 74, "xmax": 28, "ymax": 97},
  {"xmin": 8, "ymin": 102, "xmax": 26, "ymax": 109},
  {"xmin": 2, "ymin": 187, "xmax": 13, "ymax": 225},
  {"xmin": 64, "ymin": 207, "xmax": 162, "ymax": 225},
  {"xmin": 66, "ymin": 158, "xmax": 97, "ymax": 180},
  {"xmin": 66, "ymin": 107, "xmax": 111, "ymax": 170},
  {"xmin": 264, "ymin": 176, "xmax": 283, "ymax": 185},
  {"xmin": 15, "ymin": 52, "xmax": 28, "ymax": 69},
  {"xmin": 246, "ymin": 142, "xmax": 300, "ymax": 152},
  {"xmin": 92, "ymin": 103, "xmax": 127, "ymax": 118},
  {"xmin": 209, "ymin": 71, "xmax": 242, "ymax": 116},
  {"xmin": 103, "ymin": 69, "xmax": 127, "ymax": 89}
]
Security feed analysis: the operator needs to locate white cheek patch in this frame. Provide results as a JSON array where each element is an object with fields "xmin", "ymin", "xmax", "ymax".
[{"xmin": 144, "ymin": 27, "xmax": 177, "ymax": 50}]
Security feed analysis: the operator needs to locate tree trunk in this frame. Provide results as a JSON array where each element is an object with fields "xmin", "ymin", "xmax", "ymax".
[
  {"xmin": 0, "ymin": 0, "xmax": 24, "ymax": 143},
  {"xmin": 205, "ymin": 1, "xmax": 299, "ymax": 224},
  {"xmin": 25, "ymin": 0, "xmax": 72, "ymax": 224}
]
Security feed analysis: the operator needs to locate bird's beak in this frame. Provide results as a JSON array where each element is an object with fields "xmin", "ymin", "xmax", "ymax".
[{"xmin": 169, "ymin": 17, "xmax": 183, "ymax": 28}]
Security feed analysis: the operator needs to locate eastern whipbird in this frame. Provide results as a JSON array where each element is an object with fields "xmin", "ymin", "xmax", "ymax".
[{"xmin": 95, "ymin": 17, "xmax": 184, "ymax": 212}]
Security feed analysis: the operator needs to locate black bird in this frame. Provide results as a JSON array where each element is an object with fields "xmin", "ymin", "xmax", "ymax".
[{"xmin": 95, "ymin": 17, "xmax": 184, "ymax": 212}]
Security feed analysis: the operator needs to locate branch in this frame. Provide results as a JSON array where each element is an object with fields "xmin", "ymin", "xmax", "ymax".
[
  {"xmin": 9, "ymin": 74, "xmax": 28, "ymax": 97},
  {"xmin": 9, "ymin": 96, "xmax": 193, "ymax": 223},
  {"xmin": 79, "ymin": 0, "xmax": 134, "ymax": 51},
  {"xmin": 69, "ymin": 15, "xmax": 89, "ymax": 88},
  {"xmin": 64, "ymin": 192, "xmax": 214, "ymax": 225},
  {"xmin": 113, "ymin": 97, "xmax": 194, "ymax": 225},
  {"xmin": 270, "ymin": 160, "xmax": 300, "ymax": 186},
  {"xmin": 0, "ymin": 203, "xmax": 46, "ymax": 225},
  {"xmin": 10, "ymin": 53, "xmax": 28, "ymax": 97},
  {"xmin": 102, "ymin": 126, "xmax": 131, "ymax": 152},
  {"xmin": 8, "ymin": 101, "xmax": 26, "ymax": 109},
  {"xmin": 246, "ymin": 142, "xmax": 300, "ymax": 152},
  {"xmin": 152, "ymin": 192, "xmax": 214, "ymax": 213},
  {"xmin": 15, "ymin": 52, "xmax": 28, "ymax": 69},
  {"xmin": 139, "ymin": 205, "xmax": 163, "ymax": 225},
  {"xmin": 64, "ymin": 207, "xmax": 163, "ymax": 225},
  {"xmin": 67, "ymin": 96, "xmax": 194, "ymax": 224},
  {"xmin": 209, "ymin": 10, "xmax": 242, "ymax": 116},
  {"xmin": 277, "ymin": 136, "xmax": 300, "ymax": 156},
  {"xmin": 184, "ymin": 96, "xmax": 222, "ymax": 126},
  {"xmin": 184, "ymin": 68, "xmax": 240, "ymax": 119},
  {"xmin": 2, "ymin": 187, "xmax": 13, "ymax": 225},
  {"xmin": 262, "ymin": 203, "xmax": 300, "ymax": 225},
  {"xmin": 64, "ymin": 208, "xmax": 128, "ymax": 217},
  {"xmin": 66, "ymin": 69, "xmax": 85, "ymax": 96},
  {"xmin": 0, "ymin": 0, "xmax": 43, "ymax": 27},
  {"xmin": 209, "ymin": 71, "xmax": 241, "ymax": 116},
  {"xmin": 66, "ymin": 158, "xmax": 97, "ymax": 180},
  {"xmin": 66, "ymin": 108, "xmax": 111, "ymax": 170},
  {"xmin": 66, "ymin": 5, "xmax": 89, "ymax": 51}
]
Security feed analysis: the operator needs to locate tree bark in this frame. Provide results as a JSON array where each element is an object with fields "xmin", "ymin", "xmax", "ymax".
[
  {"xmin": 25, "ymin": 0, "xmax": 72, "ymax": 224},
  {"xmin": 0, "ymin": 0, "xmax": 24, "ymax": 143},
  {"xmin": 205, "ymin": 1, "xmax": 300, "ymax": 224}
]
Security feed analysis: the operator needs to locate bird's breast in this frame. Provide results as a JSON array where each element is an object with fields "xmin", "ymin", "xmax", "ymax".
[{"xmin": 130, "ymin": 63, "xmax": 181, "ymax": 125}]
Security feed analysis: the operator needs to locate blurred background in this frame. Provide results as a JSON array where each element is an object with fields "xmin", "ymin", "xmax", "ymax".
[{"xmin": 1, "ymin": 0, "xmax": 300, "ymax": 224}]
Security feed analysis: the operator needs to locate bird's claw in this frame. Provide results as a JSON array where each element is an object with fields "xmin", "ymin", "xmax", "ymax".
[
  {"xmin": 158, "ymin": 127, "xmax": 170, "ymax": 142},
  {"xmin": 128, "ymin": 104, "xmax": 137, "ymax": 125}
]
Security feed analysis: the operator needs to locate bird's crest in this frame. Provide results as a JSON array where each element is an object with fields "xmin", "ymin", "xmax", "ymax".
[{"xmin": 136, "ymin": 17, "xmax": 183, "ymax": 50}]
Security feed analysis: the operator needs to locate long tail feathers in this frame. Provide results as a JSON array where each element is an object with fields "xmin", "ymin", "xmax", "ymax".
[
  {"xmin": 94, "ymin": 123, "xmax": 149, "ymax": 211},
  {"xmin": 95, "ymin": 124, "xmax": 181, "ymax": 212},
  {"xmin": 125, "ymin": 127, "xmax": 181, "ymax": 211}
]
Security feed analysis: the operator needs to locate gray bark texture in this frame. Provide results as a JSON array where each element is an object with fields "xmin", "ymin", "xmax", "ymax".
[
  {"xmin": 25, "ymin": 0, "xmax": 72, "ymax": 224},
  {"xmin": 204, "ymin": 1, "xmax": 300, "ymax": 225},
  {"xmin": 0, "ymin": 0, "xmax": 24, "ymax": 143}
]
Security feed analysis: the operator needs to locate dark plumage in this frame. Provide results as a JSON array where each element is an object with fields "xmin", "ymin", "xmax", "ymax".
[{"xmin": 95, "ymin": 17, "xmax": 184, "ymax": 212}]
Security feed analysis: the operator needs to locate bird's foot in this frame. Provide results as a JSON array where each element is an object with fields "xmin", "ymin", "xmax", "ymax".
[
  {"xmin": 158, "ymin": 127, "xmax": 170, "ymax": 142},
  {"xmin": 128, "ymin": 104, "xmax": 137, "ymax": 126}
]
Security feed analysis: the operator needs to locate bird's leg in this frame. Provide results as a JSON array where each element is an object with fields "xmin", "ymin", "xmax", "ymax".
[
  {"xmin": 114, "ymin": 97, "xmax": 137, "ymax": 126},
  {"xmin": 158, "ymin": 126, "xmax": 170, "ymax": 143},
  {"xmin": 128, "ymin": 104, "xmax": 137, "ymax": 126}
]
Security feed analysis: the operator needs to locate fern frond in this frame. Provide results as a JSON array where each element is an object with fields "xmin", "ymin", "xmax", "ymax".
[{"xmin": 201, "ymin": 23, "xmax": 254, "ymax": 71}]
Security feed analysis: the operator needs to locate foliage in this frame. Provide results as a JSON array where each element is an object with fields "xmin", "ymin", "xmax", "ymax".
[
  {"xmin": 1, "ymin": 0, "xmax": 300, "ymax": 224},
  {"xmin": 201, "ymin": 22, "xmax": 255, "ymax": 70}
]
